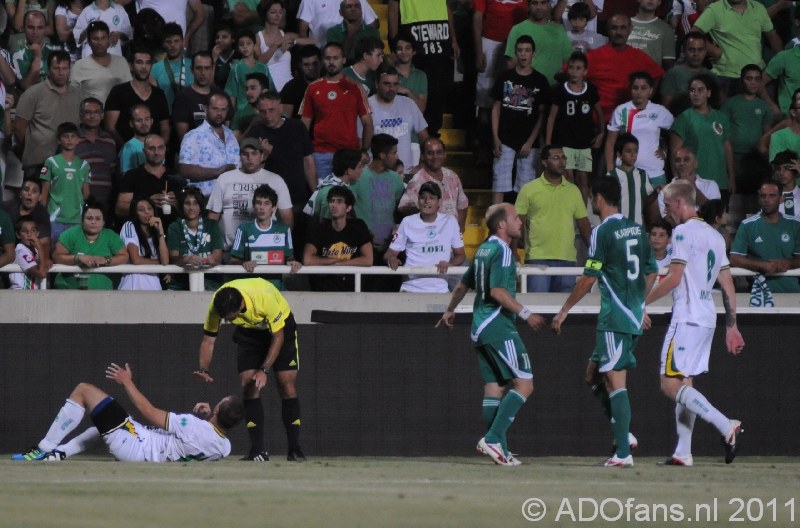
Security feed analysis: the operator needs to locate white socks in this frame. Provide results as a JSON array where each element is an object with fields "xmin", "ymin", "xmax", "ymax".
[
  {"xmin": 674, "ymin": 402, "xmax": 696, "ymax": 456},
  {"xmin": 58, "ymin": 427, "xmax": 101, "ymax": 457},
  {"xmin": 39, "ymin": 399, "xmax": 85, "ymax": 452},
  {"xmin": 676, "ymin": 385, "xmax": 730, "ymax": 436}
]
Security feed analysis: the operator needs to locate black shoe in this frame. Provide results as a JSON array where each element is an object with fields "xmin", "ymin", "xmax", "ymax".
[
  {"xmin": 723, "ymin": 420, "xmax": 743, "ymax": 464},
  {"xmin": 287, "ymin": 448, "xmax": 306, "ymax": 462},
  {"xmin": 241, "ymin": 451, "xmax": 269, "ymax": 461}
]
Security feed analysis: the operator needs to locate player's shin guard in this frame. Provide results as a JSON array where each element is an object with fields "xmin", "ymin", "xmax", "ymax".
[
  {"xmin": 281, "ymin": 397, "xmax": 301, "ymax": 451},
  {"xmin": 487, "ymin": 390, "xmax": 526, "ymax": 451},
  {"xmin": 40, "ymin": 399, "xmax": 85, "ymax": 451},
  {"xmin": 676, "ymin": 385, "xmax": 730, "ymax": 436},
  {"xmin": 674, "ymin": 402, "xmax": 696, "ymax": 456},
  {"xmin": 244, "ymin": 398, "xmax": 265, "ymax": 454},
  {"xmin": 591, "ymin": 384, "xmax": 612, "ymax": 420},
  {"xmin": 609, "ymin": 388, "xmax": 631, "ymax": 458}
]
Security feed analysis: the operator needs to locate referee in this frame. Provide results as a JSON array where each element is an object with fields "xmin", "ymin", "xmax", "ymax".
[{"xmin": 195, "ymin": 278, "xmax": 305, "ymax": 462}]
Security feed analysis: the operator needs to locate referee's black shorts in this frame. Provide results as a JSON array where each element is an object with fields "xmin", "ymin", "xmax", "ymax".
[{"xmin": 233, "ymin": 313, "xmax": 299, "ymax": 373}]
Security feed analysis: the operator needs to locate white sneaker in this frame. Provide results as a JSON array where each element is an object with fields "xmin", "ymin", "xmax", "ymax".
[
  {"xmin": 506, "ymin": 454, "xmax": 523, "ymax": 466},
  {"xmin": 628, "ymin": 432, "xmax": 638, "ymax": 451},
  {"xmin": 477, "ymin": 437, "xmax": 512, "ymax": 466},
  {"xmin": 604, "ymin": 454, "xmax": 634, "ymax": 467}
]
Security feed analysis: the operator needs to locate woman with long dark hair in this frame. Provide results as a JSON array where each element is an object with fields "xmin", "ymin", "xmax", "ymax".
[{"xmin": 118, "ymin": 196, "xmax": 169, "ymax": 290}]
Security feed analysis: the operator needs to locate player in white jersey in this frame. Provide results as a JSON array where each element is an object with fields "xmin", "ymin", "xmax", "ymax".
[
  {"xmin": 385, "ymin": 181, "xmax": 466, "ymax": 292},
  {"xmin": 646, "ymin": 180, "xmax": 745, "ymax": 467},
  {"xmin": 12, "ymin": 363, "xmax": 243, "ymax": 462}
]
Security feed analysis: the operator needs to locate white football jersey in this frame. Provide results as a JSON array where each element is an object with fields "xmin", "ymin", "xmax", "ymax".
[
  {"xmin": 669, "ymin": 218, "xmax": 729, "ymax": 328},
  {"xmin": 106, "ymin": 413, "xmax": 231, "ymax": 462},
  {"xmin": 390, "ymin": 213, "xmax": 464, "ymax": 293}
]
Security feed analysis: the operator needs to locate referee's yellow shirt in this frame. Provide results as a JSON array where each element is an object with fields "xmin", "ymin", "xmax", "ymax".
[{"xmin": 203, "ymin": 278, "xmax": 291, "ymax": 336}]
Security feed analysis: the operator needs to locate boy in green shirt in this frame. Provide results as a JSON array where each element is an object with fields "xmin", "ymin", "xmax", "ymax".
[
  {"xmin": 39, "ymin": 122, "xmax": 92, "ymax": 243},
  {"xmin": 230, "ymin": 184, "xmax": 301, "ymax": 290}
]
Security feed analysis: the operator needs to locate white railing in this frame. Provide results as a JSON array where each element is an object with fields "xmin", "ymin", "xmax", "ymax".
[{"xmin": 1, "ymin": 263, "xmax": 791, "ymax": 292}]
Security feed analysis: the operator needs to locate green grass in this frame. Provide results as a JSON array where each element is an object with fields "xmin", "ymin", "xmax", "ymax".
[{"xmin": 2, "ymin": 456, "xmax": 799, "ymax": 527}]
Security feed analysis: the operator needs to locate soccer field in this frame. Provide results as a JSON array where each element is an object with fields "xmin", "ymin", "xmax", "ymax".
[{"xmin": 2, "ymin": 456, "xmax": 798, "ymax": 527}]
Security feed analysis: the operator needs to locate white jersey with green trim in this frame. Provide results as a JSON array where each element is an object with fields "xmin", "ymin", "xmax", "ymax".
[{"xmin": 669, "ymin": 217, "xmax": 728, "ymax": 328}]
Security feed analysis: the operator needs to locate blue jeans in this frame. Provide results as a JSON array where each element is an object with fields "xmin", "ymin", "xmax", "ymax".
[
  {"xmin": 51, "ymin": 221, "xmax": 78, "ymax": 246},
  {"xmin": 312, "ymin": 152, "xmax": 334, "ymax": 186},
  {"xmin": 525, "ymin": 259, "xmax": 577, "ymax": 293}
]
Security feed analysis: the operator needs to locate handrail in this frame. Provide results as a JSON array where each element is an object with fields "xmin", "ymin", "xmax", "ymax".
[{"xmin": 0, "ymin": 263, "xmax": 790, "ymax": 292}]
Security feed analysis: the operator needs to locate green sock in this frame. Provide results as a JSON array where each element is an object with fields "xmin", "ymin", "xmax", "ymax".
[
  {"xmin": 592, "ymin": 383, "xmax": 612, "ymax": 420},
  {"xmin": 482, "ymin": 397, "xmax": 500, "ymax": 428},
  {"xmin": 486, "ymin": 390, "xmax": 526, "ymax": 453},
  {"xmin": 609, "ymin": 388, "xmax": 631, "ymax": 458},
  {"xmin": 482, "ymin": 396, "xmax": 503, "ymax": 451}
]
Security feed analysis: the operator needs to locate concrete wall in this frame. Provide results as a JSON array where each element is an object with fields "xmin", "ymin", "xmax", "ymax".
[{"xmin": 2, "ymin": 302, "xmax": 797, "ymax": 457}]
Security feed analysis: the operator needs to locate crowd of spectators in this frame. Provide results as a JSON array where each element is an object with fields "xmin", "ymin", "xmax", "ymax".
[{"xmin": 0, "ymin": 0, "xmax": 798, "ymax": 298}]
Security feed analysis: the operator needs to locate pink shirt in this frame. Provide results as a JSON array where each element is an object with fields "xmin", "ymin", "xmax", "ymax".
[{"xmin": 399, "ymin": 167, "xmax": 469, "ymax": 218}]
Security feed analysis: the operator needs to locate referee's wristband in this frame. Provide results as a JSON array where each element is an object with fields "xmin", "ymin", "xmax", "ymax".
[{"xmin": 518, "ymin": 306, "xmax": 532, "ymax": 320}]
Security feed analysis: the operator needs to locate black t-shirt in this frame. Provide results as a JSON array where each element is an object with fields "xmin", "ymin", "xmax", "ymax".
[
  {"xmin": 247, "ymin": 118, "xmax": 314, "ymax": 205},
  {"xmin": 551, "ymin": 81, "xmax": 600, "ymax": 149},
  {"xmin": 306, "ymin": 217, "xmax": 370, "ymax": 291},
  {"xmin": 280, "ymin": 77, "xmax": 309, "ymax": 120},
  {"xmin": 118, "ymin": 166, "xmax": 184, "ymax": 227},
  {"xmin": 491, "ymin": 68, "xmax": 551, "ymax": 151},
  {"xmin": 104, "ymin": 82, "xmax": 170, "ymax": 142},
  {"xmin": 172, "ymin": 86, "xmax": 234, "ymax": 130}
]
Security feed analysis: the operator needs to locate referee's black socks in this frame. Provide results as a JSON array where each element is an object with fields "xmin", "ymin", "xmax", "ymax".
[
  {"xmin": 244, "ymin": 398, "xmax": 265, "ymax": 455},
  {"xmin": 282, "ymin": 397, "xmax": 301, "ymax": 451}
]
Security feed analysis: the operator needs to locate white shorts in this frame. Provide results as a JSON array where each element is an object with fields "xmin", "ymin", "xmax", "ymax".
[
  {"xmin": 104, "ymin": 418, "xmax": 150, "ymax": 461},
  {"xmin": 659, "ymin": 322, "xmax": 714, "ymax": 377}
]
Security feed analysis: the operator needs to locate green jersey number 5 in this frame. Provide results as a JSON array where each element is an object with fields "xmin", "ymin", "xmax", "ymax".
[{"xmin": 626, "ymin": 239, "xmax": 640, "ymax": 280}]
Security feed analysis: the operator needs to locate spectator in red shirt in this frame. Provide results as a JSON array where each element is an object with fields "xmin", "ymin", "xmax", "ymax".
[
  {"xmin": 586, "ymin": 13, "xmax": 665, "ymax": 122},
  {"xmin": 300, "ymin": 41, "xmax": 373, "ymax": 184}
]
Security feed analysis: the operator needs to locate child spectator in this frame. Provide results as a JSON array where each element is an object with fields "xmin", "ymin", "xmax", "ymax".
[
  {"xmin": 9, "ymin": 215, "xmax": 51, "ymax": 289},
  {"xmin": 772, "ymin": 150, "xmax": 800, "ymax": 220},
  {"xmin": 230, "ymin": 184, "xmax": 300, "ymax": 290},
  {"xmin": 118, "ymin": 104, "xmax": 152, "ymax": 174},
  {"xmin": 606, "ymin": 71, "xmax": 673, "ymax": 187},
  {"xmin": 609, "ymin": 132, "xmax": 658, "ymax": 227},
  {"xmin": 150, "ymin": 23, "xmax": 194, "ymax": 112},
  {"xmin": 167, "ymin": 187, "xmax": 224, "ymax": 291},
  {"xmin": 40, "ymin": 122, "xmax": 92, "ymax": 244},
  {"xmin": 648, "ymin": 217, "xmax": 672, "ymax": 271},
  {"xmin": 118, "ymin": 197, "xmax": 169, "ymax": 290},
  {"xmin": 546, "ymin": 51, "xmax": 603, "ymax": 203},
  {"xmin": 565, "ymin": 1, "xmax": 607, "ymax": 53},
  {"xmin": 699, "ymin": 198, "xmax": 731, "ymax": 251},
  {"xmin": 490, "ymin": 35, "xmax": 550, "ymax": 205},
  {"xmin": 212, "ymin": 24, "xmax": 237, "ymax": 89},
  {"xmin": 225, "ymin": 29, "xmax": 274, "ymax": 114}
]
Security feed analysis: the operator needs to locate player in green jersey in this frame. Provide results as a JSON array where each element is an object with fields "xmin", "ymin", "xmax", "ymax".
[
  {"xmin": 438, "ymin": 203, "xmax": 546, "ymax": 466},
  {"xmin": 552, "ymin": 176, "xmax": 658, "ymax": 467}
]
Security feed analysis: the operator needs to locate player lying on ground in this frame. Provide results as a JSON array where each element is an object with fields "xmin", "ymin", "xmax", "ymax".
[{"xmin": 13, "ymin": 363, "xmax": 243, "ymax": 462}]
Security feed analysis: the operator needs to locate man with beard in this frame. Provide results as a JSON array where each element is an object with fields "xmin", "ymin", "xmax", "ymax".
[
  {"xmin": 173, "ymin": 52, "xmax": 233, "ymax": 143},
  {"xmin": 179, "ymin": 93, "xmax": 240, "ymax": 197},
  {"xmin": 552, "ymin": 176, "xmax": 657, "ymax": 467},
  {"xmin": 74, "ymin": 97, "xmax": 118, "ymax": 207},
  {"xmin": 104, "ymin": 44, "xmax": 171, "ymax": 148},
  {"xmin": 300, "ymin": 41, "xmax": 372, "ymax": 183}
]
